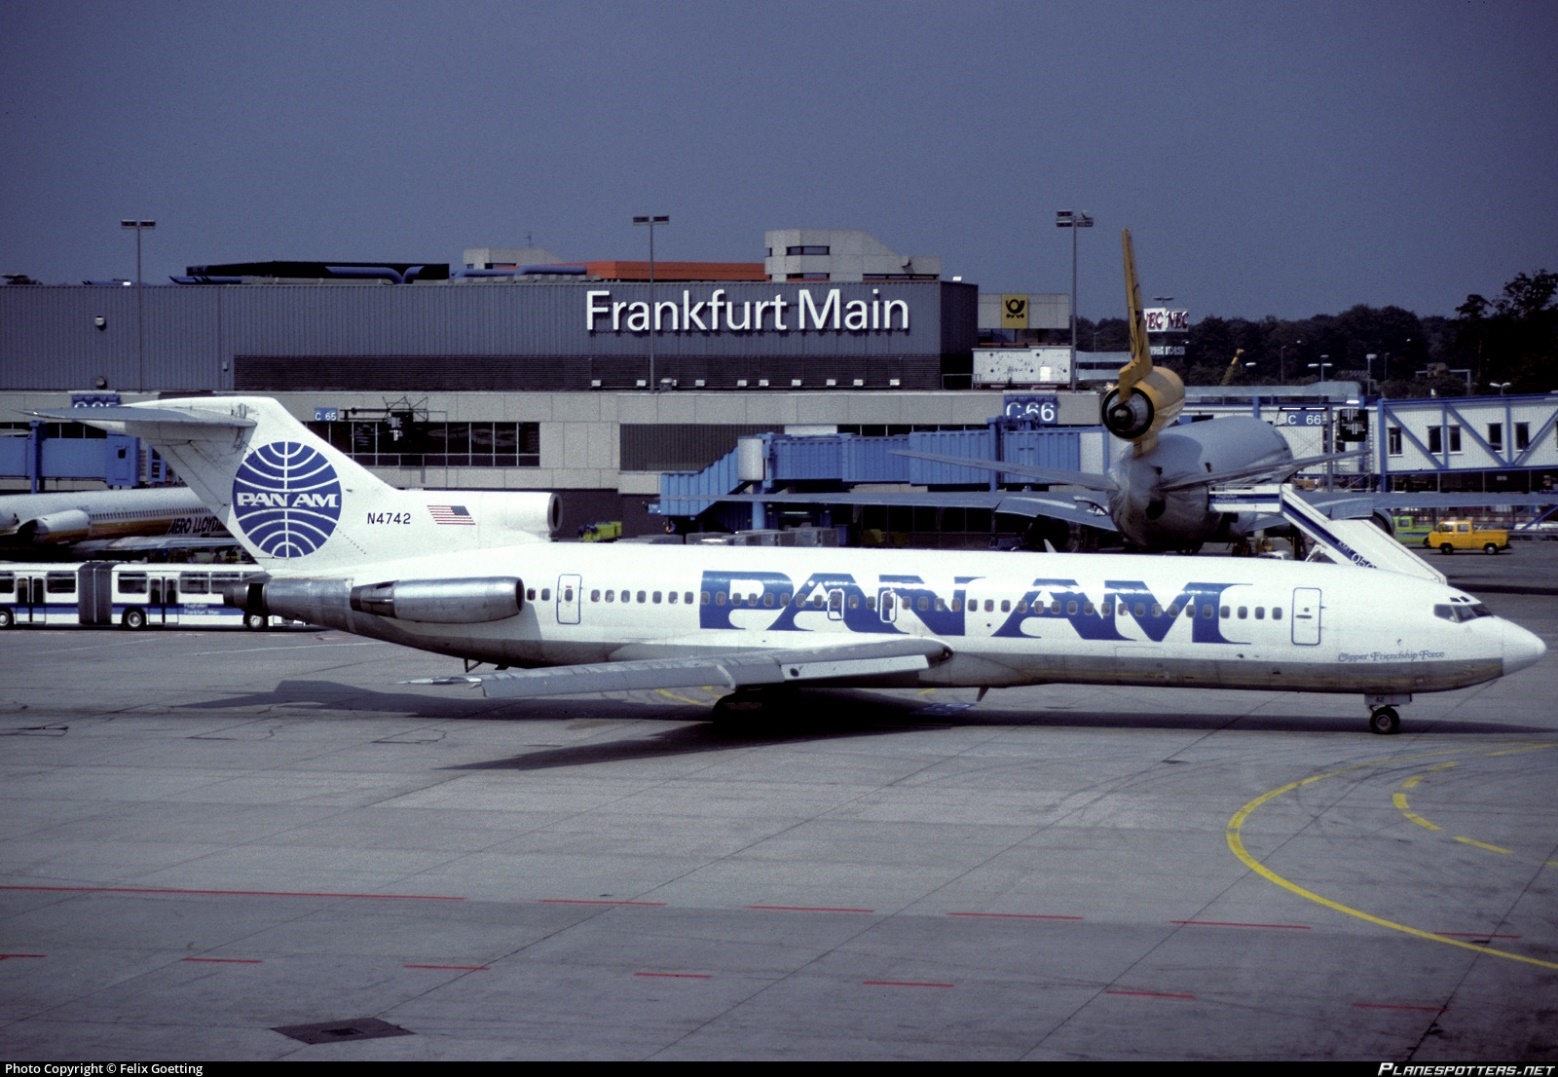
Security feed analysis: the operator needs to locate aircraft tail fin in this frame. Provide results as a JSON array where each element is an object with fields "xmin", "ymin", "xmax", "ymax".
[
  {"xmin": 1101, "ymin": 230, "xmax": 1184, "ymax": 453},
  {"xmin": 30, "ymin": 397, "xmax": 546, "ymax": 572},
  {"xmin": 1117, "ymin": 229, "xmax": 1153, "ymax": 397}
]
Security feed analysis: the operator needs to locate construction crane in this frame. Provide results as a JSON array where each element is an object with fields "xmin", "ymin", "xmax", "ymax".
[{"xmin": 1219, "ymin": 348, "xmax": 1247, "ymax": 386}]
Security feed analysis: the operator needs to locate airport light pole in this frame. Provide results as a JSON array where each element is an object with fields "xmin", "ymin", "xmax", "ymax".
[
  {"xmin": 1055, "ymin": 211, "xmax": 1093, "ymax": 391},
  {"xmin": 121, "ymin": 218, "xmax": 156, "ymax": 392},
  {"xmin": 633, "ymin": 215, "xmax": 669, "ymax": 391}
]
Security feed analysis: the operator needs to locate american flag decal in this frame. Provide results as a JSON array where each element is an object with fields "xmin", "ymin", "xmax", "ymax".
[{"xmin": 429, "ymin": 504, "xmax": 475, "ymax": 525}]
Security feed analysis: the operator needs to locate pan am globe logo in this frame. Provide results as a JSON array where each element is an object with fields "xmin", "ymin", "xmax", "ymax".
[{"xmin": 231, "ymin": 442, "xmax": 343, "ymax": 557}]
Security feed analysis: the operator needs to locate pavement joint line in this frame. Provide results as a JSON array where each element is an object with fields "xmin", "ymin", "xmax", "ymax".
[
  {"xmin": 405, "ymin": 964, "xmax": 489, "ymax": 970},
  {"xmin": 1434, "ymin": 931, "xmax": 1521, "ymax": 939},
  {"xmin": 863, "ymin": 980, "xmax": 954, "ymax": 988},
  {"xmin": 1106, "ymin": 989, "xmax": 1195, "ymax": 999}
]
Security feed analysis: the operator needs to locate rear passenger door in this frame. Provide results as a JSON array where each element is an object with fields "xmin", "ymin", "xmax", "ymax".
[{"xmin": 1290, "ymin": 587, "xmax": 1322, "ymax": 645}]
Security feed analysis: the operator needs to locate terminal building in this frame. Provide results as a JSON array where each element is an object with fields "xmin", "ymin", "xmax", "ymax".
[{"xmin": 3, "ymin": 227, "xmax": 1554, "ymax": 542}]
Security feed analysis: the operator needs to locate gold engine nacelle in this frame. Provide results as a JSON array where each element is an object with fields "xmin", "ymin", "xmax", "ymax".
[{"xmin": 1100, "ymin": 366, "xmax": 1184, "ymax": 443}]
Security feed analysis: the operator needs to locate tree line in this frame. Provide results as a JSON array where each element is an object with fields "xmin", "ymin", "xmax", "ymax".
[{"xmin": 1075, "ymin": 269, "xmax": 1555, "ymax": 397}]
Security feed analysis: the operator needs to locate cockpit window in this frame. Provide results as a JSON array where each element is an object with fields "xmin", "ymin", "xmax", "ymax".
[{"xmin": 1434, "ymin": 602, "xmax": 1493, "ymax": 623}]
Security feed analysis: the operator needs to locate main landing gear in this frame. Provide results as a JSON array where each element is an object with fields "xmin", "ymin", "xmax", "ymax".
[
  {"xmin": 1365, "ymin": 693, "xmax": 1410, "ymax": 735},
  {"xmin": 711, "ymin": 686, "xmax": 799, "ymax": 728}
]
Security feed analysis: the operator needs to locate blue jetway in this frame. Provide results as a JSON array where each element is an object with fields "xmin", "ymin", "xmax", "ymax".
[
  {"xmin": 654, "ymin": 417, "xmax": 1101, "ymax": 533},
  {"xmin": 0, "ymin": 422, "xmax": 167, "ymax": 492}
]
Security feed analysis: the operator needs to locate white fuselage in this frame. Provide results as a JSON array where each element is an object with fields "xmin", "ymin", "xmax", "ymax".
[
  {"xmin": 0, "ymin": 486, "xmax": 216, "ymax": 546},
  {"xmin": 267, "ymin": 542, "xmax": 1543, "ymax": 698},
  {"xmin": 1108, "ymin": 418, "xmax": 1291, "ymax": 549}
]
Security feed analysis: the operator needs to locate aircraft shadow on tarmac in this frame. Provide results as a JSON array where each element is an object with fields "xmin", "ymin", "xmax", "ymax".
[{"xmin": 176, "ymin": 680, "xmax": 1542, "ymax": 772}]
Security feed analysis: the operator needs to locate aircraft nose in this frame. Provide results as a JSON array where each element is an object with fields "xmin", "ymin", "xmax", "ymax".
[{"xmin": 1503, "ymin": 622, "xmax": 1548, "ymax": 675}]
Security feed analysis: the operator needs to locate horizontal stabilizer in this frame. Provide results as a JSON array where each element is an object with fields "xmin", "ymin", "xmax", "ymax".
[
  {"xmin": 413, "ymin": 637, "xmax": 952, "ymax": 700},
  {"xmin": 26, "ymin": 406, "xmax": 256, "ymax": 432},
  {"xmin": 994, "ymin": 494, "xmax": 1118, "ymax": 531}
]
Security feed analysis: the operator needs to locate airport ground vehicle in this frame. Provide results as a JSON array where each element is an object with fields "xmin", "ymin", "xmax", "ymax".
[
  {"xmin": 1424, "ymin": 519, "xmax": 1510, "ymax": 555},
  {"xmin": 0, "ymin": 561, "xmax": 272, "ymax": 629}
]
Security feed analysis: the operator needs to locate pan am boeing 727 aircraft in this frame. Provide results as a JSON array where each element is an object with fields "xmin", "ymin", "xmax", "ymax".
[{"xmin": 34, "ymin": 396, "xmax": 1545, "ymax": 735}]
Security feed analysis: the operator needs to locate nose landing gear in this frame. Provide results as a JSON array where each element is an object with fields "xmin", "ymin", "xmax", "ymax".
[{"xmin": 1365, "ymin": 693, "xmax": 1410, "ymax": 735}]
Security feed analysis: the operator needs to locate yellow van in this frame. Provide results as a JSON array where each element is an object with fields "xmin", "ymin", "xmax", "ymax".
[{"xmin": 1424, "ymin": 519, "xmax": 1510, "ymax": 555}]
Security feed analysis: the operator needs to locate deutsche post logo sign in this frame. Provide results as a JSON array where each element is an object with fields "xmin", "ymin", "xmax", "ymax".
[{"xmin": 1001, "ymin": 294, "xmax": 1028, "ymax": 329}]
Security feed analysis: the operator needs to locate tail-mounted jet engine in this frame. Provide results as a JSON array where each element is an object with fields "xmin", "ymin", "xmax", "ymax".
[
  {"xmin": 18, "ymin": 509, "xmax": 92, "ymax": 544},
  {"xmin": 348, "ymin": 578, "xmax": 525, "ymax": 623},
  {"xmin": 1101, "ymin": 367, "xmax": 1184, "ymax": 443},
  {"xmin": 479, "ymin": 491, "xmax": 560, "ymax": 539},
  {"xmin": 225, "ymin": 576, "xmax": 525, "ymax": 625}
]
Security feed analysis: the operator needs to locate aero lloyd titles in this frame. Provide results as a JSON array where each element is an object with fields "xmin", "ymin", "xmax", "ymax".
[{"xmin": 586, "ymin": 288, "xmax": 910, "ymax": 334}]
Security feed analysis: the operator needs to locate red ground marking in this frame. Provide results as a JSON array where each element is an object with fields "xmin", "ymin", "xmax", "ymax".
[
  {"xmin": 182, "ymin": 957, "xmax": 261, "ymax": 964},
  {"xmin": 1106, "ymin": 989, "xmax": 1195, "ymax": 1000},
  {"xmin": 864, "ymin": 980, "xmax": 954, "ymax": 988},
  {"xmin": 537, "ymin": 899, "xmax": 667, "ymax": 907},
  {"xmin": 948, "ymin": 911, "xmax": 1084, "ymax": 921},
  {"xmin": 0, "ymin": 884, "xmax": 463, "ymax": 901},
  {"xmin": 636, "ymin": 972, "xmax": 712, "ymax": 979},
  {"xmin": 746, "ymin": 905, "xmax": 875, "ymax": 914},
  {"xmin": 1170, "ymin": 919, "xmax": 1311, "ymax": 930},
  {"xmin": 1433, "ymin": 931, "xmax": 1521, "ymax": 940},
  {"xmin": 1353, "ymin": 1002, "xmax": 1446, "ymax": 1012},
  {"xmin": 405, "ymin": 964, "xmax": 489, "ymax": 971},
  {"xmin": 0, "ymin": 954, "xmax": 46, "ymax": 960}
]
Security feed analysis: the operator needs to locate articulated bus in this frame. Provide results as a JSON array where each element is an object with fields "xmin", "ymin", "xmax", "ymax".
[{"xmin": 0, "ymin": 561, "xmax": 279, "ymax": 630}]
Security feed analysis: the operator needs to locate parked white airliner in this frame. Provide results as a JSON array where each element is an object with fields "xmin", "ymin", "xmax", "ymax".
[
  {"xmin": 35, "ymin": 396, "xmax": 1546, "ymax": 735},
  {"xmin": 0, "ymin": 486, "xmax": 225, "ymax": 552}
]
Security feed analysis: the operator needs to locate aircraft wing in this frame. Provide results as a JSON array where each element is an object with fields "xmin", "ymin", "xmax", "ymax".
[
  {"xmin": 414, "ymin": 637, "xmax": 953, "ymax": 700},
  {"xmin": 70, "ymin": 534, "xmax": 240, "ymax": 554}
]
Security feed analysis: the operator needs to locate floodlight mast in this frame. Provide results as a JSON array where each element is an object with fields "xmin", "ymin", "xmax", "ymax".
[
  {"xmin": 632, "ymin": 215, "xmax": 670, "ymax": 391},
  {"xmin": 120, "ymin": 219, "xmax": 156, "ymax": 392},
  {"xmin": 1055, "ymin": 211, "xmax": 1093, "ymax": 391}
]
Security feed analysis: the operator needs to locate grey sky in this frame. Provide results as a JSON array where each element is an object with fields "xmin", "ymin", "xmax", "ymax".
[{"xmin": 2, "ymin": 0, "xmax": 1554, "ymax": 321}]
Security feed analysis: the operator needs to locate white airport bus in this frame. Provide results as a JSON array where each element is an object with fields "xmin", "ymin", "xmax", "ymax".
[{"xmin": 0, "ymin": 561, "xmax": 276, "ymax": 630}]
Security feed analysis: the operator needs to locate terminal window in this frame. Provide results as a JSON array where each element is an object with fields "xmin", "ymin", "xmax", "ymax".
[{"xmin": 307, "ymin": 419, "xmax": 540, "ymax": 469}]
